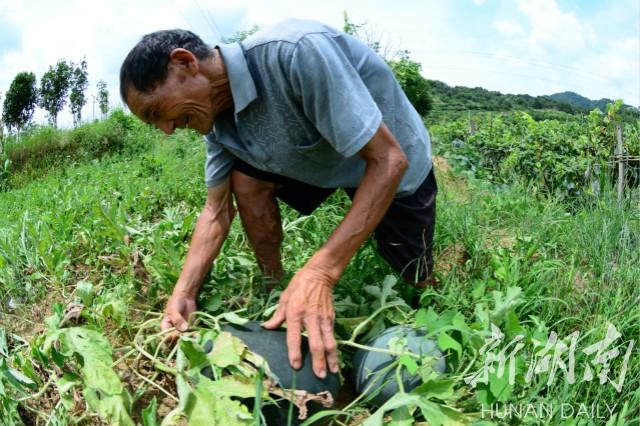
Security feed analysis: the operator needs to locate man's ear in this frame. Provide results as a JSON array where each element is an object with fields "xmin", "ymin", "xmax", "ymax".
[{"xmin": 169, "ymin": 48, "xmax": 199, "ymax": 75}]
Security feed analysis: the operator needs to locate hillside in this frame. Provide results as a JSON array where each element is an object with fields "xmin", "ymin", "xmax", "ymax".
[
  {"xmin": 549, "ymin": 91, "xmax": 639, "ymax": 114},
  {"xmin": 427, "ymin": 79, "xmax": 640, "ymax": 122}
]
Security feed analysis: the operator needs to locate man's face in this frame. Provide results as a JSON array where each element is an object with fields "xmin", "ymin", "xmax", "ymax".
[{"xmin": 127, "ymin": 62, "xmax": 215, "ymax": 135}]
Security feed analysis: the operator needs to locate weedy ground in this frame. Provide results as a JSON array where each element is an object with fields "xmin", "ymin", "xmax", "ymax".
[{"xmin": 0, "ymin": 117, "xmax": 638, "ymax": 425}]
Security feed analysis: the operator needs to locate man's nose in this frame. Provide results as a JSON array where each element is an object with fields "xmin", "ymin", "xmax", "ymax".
[{"xmin": 156, "ymin": 120, "xmax": 175, "ymax": 135}]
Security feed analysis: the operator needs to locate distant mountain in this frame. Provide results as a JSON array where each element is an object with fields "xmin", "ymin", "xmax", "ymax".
[
  {"xmin": 426, "ymin": 80, "xmax": 639, "ymax": 122},
  {"xmin": 548, "ymin": 91, "xmax": 628, "ymax": 112},
  {"xmin": 427, "ymin": 79, "xmax": 579, "ymax": 121}
]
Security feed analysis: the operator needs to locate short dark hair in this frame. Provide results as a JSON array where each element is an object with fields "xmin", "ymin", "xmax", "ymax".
[{"xmin": 119, "ymin": 29, "xmax": 212, "ymax": 104}]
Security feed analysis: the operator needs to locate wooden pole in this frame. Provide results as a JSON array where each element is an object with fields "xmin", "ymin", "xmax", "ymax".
[
  {"xmin": 469, "ymin": 112, "xmax": 477, "ymax": 135},
  {"xmin": 616, "ymin": 124, "xmax": 624, "ymax": 202}
]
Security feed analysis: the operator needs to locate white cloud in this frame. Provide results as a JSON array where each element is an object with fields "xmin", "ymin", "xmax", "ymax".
[
  {"xmin": 516, "ymin": 0, "xmax": 592, "ymax": 53},
  {"xmin": 0, "ymin": 0, "xmax": 638, "ymax": 129},
  {"xmin": 0, "ymin": 0, "xmax": 249, "ymax": 126},
  {"xmin": 492, "ymin": 19, "xmax": 523, "ymax": 36}
]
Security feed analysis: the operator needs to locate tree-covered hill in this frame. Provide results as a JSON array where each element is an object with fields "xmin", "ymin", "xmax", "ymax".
[
  {"xmin": 427, "ymin": 79, "xmax": 640, "ymax": 122},
  {"xmin": 548, "ymin": 91, "xmax": 639, "ymax": 114}
]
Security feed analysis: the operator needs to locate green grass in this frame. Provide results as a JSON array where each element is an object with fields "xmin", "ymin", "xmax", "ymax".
[
  {"xmin": 0, "ymin": 121, "xmax": 638, "ymax": 424},
  {"xmin": 2, "ymin": 110, "xmax": 150, "ymax": 189}
]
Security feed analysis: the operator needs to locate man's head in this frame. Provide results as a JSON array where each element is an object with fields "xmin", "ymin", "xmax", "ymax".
[{"xmin": 120, "ymin": 29, "xmax": 230, "ymax": 135}]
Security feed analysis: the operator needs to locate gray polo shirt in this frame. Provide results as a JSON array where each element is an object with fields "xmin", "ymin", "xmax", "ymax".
[{"xmin": 204, "ymin": 18, "xmax": 432, "ymax": 197}]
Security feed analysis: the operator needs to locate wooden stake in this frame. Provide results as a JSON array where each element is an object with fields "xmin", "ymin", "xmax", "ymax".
[{"xmin": 616, "ymin": 124, "xmax": 624, "ymax": 202}]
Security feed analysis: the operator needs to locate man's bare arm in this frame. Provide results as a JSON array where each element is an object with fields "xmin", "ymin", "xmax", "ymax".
[
  {"xmin": 308, "ymin": 122, "xmax": 408, "ymax": 279},
  {"xmin": 263, "ymin": 122, "xmax": 408, "ymax": 377},
  {"xmin": 161, "ymin": 178, "xmax": 235, "ymax": 331}
]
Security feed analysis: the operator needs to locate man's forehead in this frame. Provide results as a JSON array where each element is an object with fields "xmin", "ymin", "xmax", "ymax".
[{"xmin": 127, "ymin": 86, "xmax": 156, "ymax": 119}]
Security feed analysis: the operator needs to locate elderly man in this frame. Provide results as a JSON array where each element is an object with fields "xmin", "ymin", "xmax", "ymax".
[{"xmin": 120, "ymin": 18, "xmax": 436, "ymax": 379}]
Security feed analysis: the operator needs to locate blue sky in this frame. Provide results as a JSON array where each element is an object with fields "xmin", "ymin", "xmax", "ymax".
[{"xmin": 0, "ymin": 0, "xmax": 638, "ymax": 127}]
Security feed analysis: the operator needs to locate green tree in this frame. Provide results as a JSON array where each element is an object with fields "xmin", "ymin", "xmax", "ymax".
[
  {"xmin": 2, "ymin": 71, "xmax": 39, "ymax": 134},
  {"xmin": 342, "ymin": 11, "xmax": 364, "ymax": 37},
  {"xmin": 220, "ymin": 25, "xmax": 260, "ymax": 43},
  {"xmin": 389, "ymin": 53, "xmax": 432, "ymax": 116},
  {"xmin": 342, "ymin": 12, "xmax": 431, "ymax": 116},
  {"xmin": 39, "ymin": 60, "xmax": 72, "ymax": 127},
  {"xmin": 69, "ymin": 59, "xmax": 89, "ymax": 126},
  {"xmin": 0, "ymin": 91, "xmax": 4, "ymax": 154},
  {"xmin": 97, "ymin": 80, "xmax": 109, "ymax": 116}
]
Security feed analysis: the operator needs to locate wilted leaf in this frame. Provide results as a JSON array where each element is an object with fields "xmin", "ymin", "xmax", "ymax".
[
  {"xmin": 183, "ymin": 378, "xmax": 252, "ymax": 425},
  {"xmin": 208, "ymin": 332, "xmax": 246, "ymax": 368},
  {"xmin": 43, "ymin": 327, "xmax": 134, "ymax": 425}
]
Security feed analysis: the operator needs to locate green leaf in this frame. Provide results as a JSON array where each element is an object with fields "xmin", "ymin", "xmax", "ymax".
[
  {"xmin": 7, "ymin": 367, "xmax": 36, "ymax": 388},
  {"xmin": 363, "ymin": 393, "xmax": 422, "ymax": 426},
  {"xmin": 142, "ymin": 397, "xmax": 159, "ymax": 426},
  {"xmin": 415, "ymin": 309, "xmax": 429, "ymax": 328},
  {"xmin": 56, "ymin": 372, "xmax": 81, "ymax": 394},
  {"xmin": 488, "ymin": 369, "xmax": 513, "ymax": 402},
  {"xmin": 474, "ymin": 303, "xmax": 490, "ymax": 330},
  {"xmin": 504, "ymin": 310, "xmax": 524, "ymax": 337},
  {"xmin": 421, "ymin": 307, "xmax": 444, "ymax": 332},
  {"xmin": 412, "ymin": 378, "xmax": 455, "ymax": 400},
  {"xmin": 179, "ymin": 340, "xmax": 208, "ymax": 370},
  {"xmin": 399, "ymin": 354, "xmax": 419, "ymax": 375},
  {"xmin": 208, "ymin": 332, "xmax": 246, "ymax": 368},
  {"xmin": 197, "ymin": 376, "xmax": 257, "ymax": 399},
  {"xmin": 183, "ymin": 378, "xmax": 253, "ymax": 425},
  {"xmin": 363, "ymin": 393, "xmax": 467, "ymax": 426},
  {"xmin": 98, "ymin": 298, "xmax": 128, "ymax": 327},
  {"xmin": 84, "ymin": 388, "xmax": 135, "ymax": 426},
  {"xmin": 390, "ymin": 405, "xmax": 413, "ymax": 425},
  {"xmin": 75, "ymin": 280, "xmax": 94, "ymax": 306},
  {"xmin": 43, "ymin": 327, "xmax": 134, "ymax": 425},
  {"xmin": 491, "ymin": 287, "xmax": 523, "ymax": 325},
  {"xmin": 437, "ymin": 332, "xmax": 462, "ymax": 359},
  {"xmin": 380, "ymin": 275, "xmax": 398, "ymax": 305},
  {"xmin": 471, "ymin": 280, "xmax": 485, "ymax": 300}
]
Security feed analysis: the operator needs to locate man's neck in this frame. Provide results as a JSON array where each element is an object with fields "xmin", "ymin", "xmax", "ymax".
[{"xmin": 204, "ymin": 48, "xmax": 234, "ymax": 114}]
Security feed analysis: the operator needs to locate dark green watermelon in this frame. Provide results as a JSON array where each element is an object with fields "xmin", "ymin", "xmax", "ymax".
[
  {"xmin": 352, "ymin": 325, "xmax": 446, "ymax": 406},
  {"xmin": 202, "ymin": 321, "xmax": 341, "ymax": 425}
]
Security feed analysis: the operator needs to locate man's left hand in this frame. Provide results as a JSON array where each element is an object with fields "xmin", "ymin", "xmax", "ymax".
[{"xmin": 262, "ymin": 265, "xmax": 339, "ymax": 378}]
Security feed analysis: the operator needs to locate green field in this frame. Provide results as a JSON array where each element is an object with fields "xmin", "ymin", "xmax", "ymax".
[{"xmin": 0, "ymin": 111, "xmax": 639, "ymax": 425}]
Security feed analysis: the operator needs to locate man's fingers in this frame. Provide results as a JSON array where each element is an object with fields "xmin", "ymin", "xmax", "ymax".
[
  {"xmin": 305, "ymin": 317, "xmax": 327, "ymax": 378},
  {"xmin": 321, "ymin": 318, "xmax": 339, "ymax": 374},
  {"xmin": 160, "ymin": 315, "xmax": 173, "ymax": 331},
  {"xmin": 286, "ymin": 318, "xmax": 303, "ymax": 370},
  {"xmin": 175, "ymin": 316, "xmax": 188, "ymax": 332},
  {"xmin": 262, "ymin": 303, "xmax": 286, "ymax": 329},
  {"xmin": 162, "ymin": 312, "xmax": 188, "ymax": 332}
]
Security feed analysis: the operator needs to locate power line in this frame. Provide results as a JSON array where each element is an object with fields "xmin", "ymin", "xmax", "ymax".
[
  {"xmin": 429, "ymin": 65, "xmax": 604, "ymax": 85},
  {"xmin": 172, "ymin": 0, "xmax": 198, "ymax": 30},
  {"xmin": 192, "ymin": 0, "xmax": 223, "ymax": 41},
  {"xmin": 410, "ymin": 48, "xmax": 613, "ymax": 83}
]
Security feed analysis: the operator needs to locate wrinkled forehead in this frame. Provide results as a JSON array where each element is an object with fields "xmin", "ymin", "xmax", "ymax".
[{"xmin": 126, "ymin": 85, "xmax": 158, "ymax": 122}]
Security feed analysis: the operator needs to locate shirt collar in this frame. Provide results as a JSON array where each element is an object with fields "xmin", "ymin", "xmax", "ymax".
[{"xmin": 217, "ymin": 43, "xmax": 258, "ymax": 115}]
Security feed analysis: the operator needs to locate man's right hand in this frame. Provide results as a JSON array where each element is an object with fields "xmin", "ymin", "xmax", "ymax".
[
  {"xmin": 161, "ymin": 292, "xmax": 197, "ymax": 332},
  {"xmin": 160, "ymin": 180, "xmax": 234, "ymax": 334}
]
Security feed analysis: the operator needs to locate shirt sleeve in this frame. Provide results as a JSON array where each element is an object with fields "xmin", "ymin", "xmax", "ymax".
[
  {"xmin": 203, "ymin": 133, "xmax": 235, "ymax": 187},
  {"xmin": 289, "ymin": 33, "xmax": 383, "ymax": 158}
]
